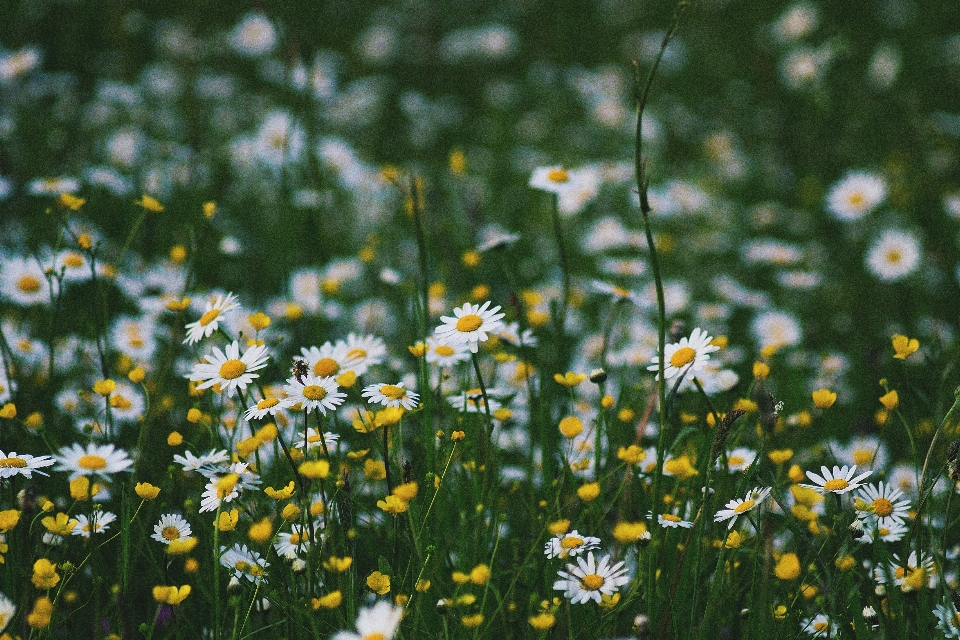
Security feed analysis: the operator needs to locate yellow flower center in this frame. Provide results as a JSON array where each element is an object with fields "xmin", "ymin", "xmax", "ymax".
[
  {"xmin": 78, "ymin": 454, "xmax": 107, "ymax": 470},
  {"xmin": 257, "ymin": 398, "xmax": 279, "ymax": 409},
  {"xmin": 381, "ymin": 385, "xmax": 405, "ymax": 400},
  {"xmin": 853, "ymin": 449, "xmax": 874, "ymax": 465},
  {"xmin": 728, "ymin": 456, "xmax": 745, "ymax": 466},
  {"xmin": 455, "ymin": 314, "xmax": 483, "ymax": 332},
  {"xmin": 878, "ymin": 527, "xmax": 890, "ymax": 536},
  {"xmin": 0, "ymin": 456, "xmax": 27, "ymax": 468},
  {"xmin": 64, "ymin": 253, "xmax": 84, "ymax": 268},
  {"xmin": 872, "ymin": 497, "xmax": 894, "ymax": 517},
  {"xmin": 547, "ymin": 168, "xmax": 570, "ymax": 183},
  {"xmin": 219, "ymin": 359, "xmax": 247, "ymax": 380},
  {"xmin": 560, "ymin": 536, "xmax": 584, "ymax": 549},
  {"xmin": 580, "ymin": 573, "xmax": 604, "ymax": 590},
  {"xmin": 813, "ymin": 621, "xmax": 828, "ymax": 632},
  {"xmin": 435, "ymin": 345, "xmax": 455, "ymax": 357},
  {"xmin": 199, "ymin": 308, "xmax": 220, "ymax": 327},
  {"xmin": 822, "ymin": 479, "xmax": 849, "ymax": 492},
  {"xmin": 347, "ymin": 348, "xmax": 366, "ymax": 360},
  {"xmin": 894, "ymin": 566, "xmax": 906, "ymax": 579},
  {"xmin": 661, "ymin": 514, "xmax": 681, "ymax": 522},
  {"xmin": 130, "ymin": 337, "xmax": 144, "ymax": 348},
  {"xmin": 302, "ymin": 385, "xmax": 327, "ymax": 401},
  {"xmin": 669, "ymin": 346, "xmax": 696, "ymax": 368},
  {"xmin": 313, "ymin": 357, "xmax": 339, "ymax": 377},
  {"xmin": 363, "ymin": 634, "xmax": 386, "ymax": 640},
  {"xmin": 733, "ymin": 500, "xmax": 756, "ymax": 514},
  {"xmin": 17, "ymin": 275, "xmax": 41, "ymax": 293},
  {"xmin": 885, "ymin": 249, "xmax": 902, "ymax": 264},
  {"xmin": 162, "ymin": 526, "xmax": 181, "ymax": 541},
  {"xmin": 847, "ymin": 192, "xmax": 865, "ymax": 207},
  {"xmin": 289, "ymin": 532, "xmax": 303, "ymax": 544}
]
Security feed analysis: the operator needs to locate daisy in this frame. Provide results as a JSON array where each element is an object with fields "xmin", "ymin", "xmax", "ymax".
[
  {"xmin": 934, "ymin": 598, "xmax": 960, "ymax": 638},
  {"xmin": 362, "ymin": 382, "xmax": 419, "ymax": 410},
  {"xmin": 553, "ymin": 552, "xmax": 630, "ymax": 604},
  {"xmin": 875, "ymin": 551, "xmax": 935, "ymax": 588},
  {"xmin": 825, "ymin": 171, "xmax": 886, "ymax": 221},
  {"xmin": 801, "ymin": 464, "xmax": 872, "ymax": 495},
  {"xmin": 496, "ymin": 321, "xmax": 539, "ymax": 348},
  {"xmin": 294, "ymin": 428, "xmax": 340, "ymax": 451},
  {"xmin": 0, "ymin": 255, "xmax": 53, "ymax": 306},
  {"xmin": 72, "ymin": 511, "xmax": 117, "ymax": 538},
  {"xmin": 332, "ymin": 600, "xmax": 404, "ymax": 640},
  {"xmin": 658, "ymin": 513, "xmax": 694, "ymax": 529},
  {"xmin": 647, "ymin": 327, "xmax": 719, "ymax": 381},
  {"xmin": 434, "ymin": 301, "xmax": 505, "ymax": 353},
  {"xmin": 0, "ymin": 591, "xmax": 13, "ymax": 633},
  {"xmin": 799, "ymin": 613, "xmax": 838, "ymax": 637},
  {"xmin": 0, "ymin": 450, "xmax": 55, "ymax": 478},
  {"xmin": 721, "ymin": 447, "xmax": 757, "ymax": 473},
  {"xmin": 54, "ymin": 443, "xmax": 133, "ymax": 481},
  {"xmin": 219, "ymin": 543, "xmax": 269, "ymax": 584},
  {"xmin": 855, "ymin": 481, "xmax": 910, "ymax": 527},
  {"xmin": 424, "ymin": 336, "xmax": 472, "ymax": 367},
  {"xmin": 279, "ymin": 373, "xmax": 347, "ymax": 415},
  {"xmin": 173, "ymin": 449, "xmax": 229, "ymax": 473},
  {"xmin": 714, "ymin": 487, "xmax": 771, "ymax": 529},
  {"xmin": 152, "ymin": 514, "xmax": 192, "ymax": 545},
  {"xmin": 187, "ymin": 340, "xmax": 270, "ymax": 397},
  {"xmin": 200, "ymin": 476, "xmax": 240, "ymax": 513},
  {"xmin": 274, "ymin": 524, "xmax": 315, "ymax": 560},
  {"xmin": 447, "ymin": 387, "xmax": 502, "ymax": 414},
  {"xmin": 858, "ymin": 518, "xmax": 908, "ymax": 544},
  {"xmin": 301, "ymin": 341, "xmax": 356, "ymax": 378},
  {"xmin": 544, "ymin": 531, "xmax": 602, "ymax": 559},
  {"xmin": 591, "ymin": 280, "xmax": 644, "ymax": 306},
  {"xmin": 865, "ymin": 228, "xmax": 921, "ymax": 282},
  {"xmin": 183, "ymin": 292, "xmax": 240, "ymax": 345},
  {"xmin": 750, "ymin": 310, "xmax": 802, "ymax": 350},
  {"xmin": 244, "ymin": 396, "xmax": 285, "ymax": 421},
  {"xmin": 529, "ymin": 165, "xmax": 578, "ymax": 195},
  {"xmin": 342, "ymin": 333, "xmax": 387, "ymax": 375}
]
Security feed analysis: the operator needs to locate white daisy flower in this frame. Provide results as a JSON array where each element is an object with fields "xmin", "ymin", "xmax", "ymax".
[
  {"xmin": 446, "ymin": 387, "xmax": 502, "ymax": 414},
  {"xmin": 876, "ymin": 551, "xmax": 935, "ymax": 588},
  {"xmin": 173, "ymin": 449, "xmax": 229, "ymax": 473},
  {"xmin": 331, "ymin": 600, "xmax": 404, "ymax": 640},
  {"xmin": 657, "ymin": 513, "xmax": 694, "ymax": 529},
  {"xmin": 529, "ymin": 165, "xmax": 578, "ymax": 195},
  {"xmin": 434, "ymin": 301, "xmax": 505, "ymax": 353},
  {"xmin": 293, "ymin": 428, "xmax": 340, "ymax": 452},
  {"xmin": 341, "ymin": 333, "xmax": 387, "ymax": 375},
  {"xmin": 0, "ymin": 449, "xmax": 55, "ymax": 478},
  {"xmin": 362, "ymin": 382, "xmax": 419, "ymax": 410},
  {"xmin": 72, "ymin": 511, "xmax": 117, "ymax": 538},
  {"xmin": 721, "ymin": 447, "xmax": 757, "ymax": 473},
  {"xmin": 0, "ymin": 591, "xmax": 14, "ymax": 633},
  {"xmin": 855, "ymin": 481, "xmax": 910, "ymax": 527},
  {"xmin": 54, "ymin": 443, "xmax": 133, "ymax": 481},
  {"xmin": 552, "ymin": 551, "xmax": 630, "ymax": 605},
  {"xmin": 647, "ymin": 327, "xmax": 719, "ymax": 380},
  {"xmin": 496, "ymin": 321, "xmax": 539, "ymax": 348},
  {"xmin": 858, "ymin": 518, "xmax": 908, "ymax": 544},
  {"xmin": 274, "ymin": 524, "xmax": 315, "ymax": 560},
  {"xmin": 280, "ymin": 374, "xmax": 347, "ymax": 415},
  {"xmin": 825, "ymin": 171, "xmax": 886, "ymax": 221},
  {"xmin": 865, "ymin": 228, "xmax": 921, "ymax": 282},
  {"xmin": 750, "ymin": 309, "xmax": 802, "ymax": 350},
  {"xmin": 801, "ymin": 464, "xmax": 872, "ymax": 495},
  {"xmin": 200, "ymin": 476, "xmax": 241, "ymax": 513},
  {"xmin": 544, "ymin": 530, "xmax": 601, "ymax": 559},
  {"xmin": 714, "ymin": 487, "xmax": 771, "ymax": 529},
  {"xmin": 243, "ymin": 396, "xmax": 285, "ymax": 421},
  {"xmin": 934, "ymin": 598, "xmax": 960, "ymax": 638},
  {"xmin": 799, "ymin": 613, "xmax": 837, "ymax": 637},
  {"xmin": 187, "ymin": 340, "xmax": 270, "ymax": 397},
  {"xmin": 183, "ymin": 292, "xmax": 240, "ymax": 345},
  {"xmin": 0, "ymin": 255, "xmax": 54, "ymax": 306},
  {"xmin": 300, "ymin": 341, "xmax": 357, "ymax": 378},
  {"xmin": 424, "ymin": 336, "xmax": 472, "ymax": 367},
  {"xmin": 219, "ymin": 543, "xmax": 269, "ymax": 584},
  {"xmin": 152, "ymin": 513, "xmax": 192, "ymax": 545}
]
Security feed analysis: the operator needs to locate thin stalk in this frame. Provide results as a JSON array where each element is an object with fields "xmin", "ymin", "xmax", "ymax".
[{"xmin": 550, "ymin": 193, "xmax": 571, "ymax": 336}]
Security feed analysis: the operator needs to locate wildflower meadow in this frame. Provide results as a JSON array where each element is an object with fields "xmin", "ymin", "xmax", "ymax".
[{"xmin": 2, "ymin": 1, "xmax": 960, "ymax": 638}]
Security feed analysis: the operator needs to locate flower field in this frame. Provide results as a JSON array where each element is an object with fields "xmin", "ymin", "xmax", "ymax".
[{"xmin": 1, "ymin": 1, "xmax": 960, "ymax": 638}]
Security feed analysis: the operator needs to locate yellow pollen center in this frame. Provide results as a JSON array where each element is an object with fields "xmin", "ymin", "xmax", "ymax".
[
  {"xmin": 886, "ymin": 249, "xmax": 902, "ymax": 264},
  {"xmin": 130, "ymin": 337, "xmax": 144, "ymax": 348},
  {"xmin": 162, "ymin": 526, "xmax": 181, "ymax": 541},
  {"xmin": 17, "ymin": 275, "xmax": 41, "ymax": 293},
  {"xmin": 848, "ymin": 192, "xmax": 865, "ymax": 207},
  {"xmin": 302, "ymin": 385, "xmax": 327, "ymax": 401},
  {"xmin": 670, "ymin": 346, "xmax": 696, "ymax": 368},
  {"xmin": 0, "ymin": 457, "xmax": 27, "ymax": 468},
  {"xmin": 64, "ymin": 253, "xmax": 84, "ymax": 268},
  {"xmin": 853, "ymin": 449, "xmax": 874, "ymax": 465},
  {"xmin": 822, "ymin": 479, "xmax": 849, "ymax": 492},
  {"xmin": 313, "ymin": 358, "xmax": 339, "ymax": 377},
  {"xmin": 219, "ymin": 359, "xmax": 247, "ymax": 380},
  {"xmin": 257, "ymin": 398, "xmax": 279, "ymax": 409},
  {"xmin": 289, "ymin": 532, "xmax": 303, "ymax": 544},
  {"xmin": 363, "ymin": 634, "xmax": 386, "ymax": 640},
  {"xmin": 728, "ymin": 456, "xmax": 745, "ymax": 466},
  {"xmin": 879, "ymin": 527, "xmax": 890, "ymax": 536},
  {"xmin": 347, "ymin": 348, "xmax": 366, "ymax": 360},
  {"xmin": 733, "ymin": 500, "xmax": 756, "ymax": 514},
  {"xmin": 661, "ymin": 514, "xmax": 681, "ymax": 522},
  {"xmin": 455, "ymin": 314, "xmax": 483, "ymax": 332},
  {"xmin": 78, "ymin": 454, "xmax": 107, "ymax": 470},
  {"xmin": 381, "ymin": 385, "xmax": 405, "ymax": 399},
  {"xmin": 199, "ymin": 308, "xmax": 221, "ymax": 327},
  {"xmin": 435, "ymin": 345, "xmax": 455, "ymax": 356},
  {"xmin": 894, "ymin": 566, "xmax": 905, "ymax": 579},
  {"xmin": 547, "ymin": 168, "xmax": 570, "ymax": 183},
  {"xmin": 560, "ymin": 536, "xmax": 584, "ymax": 549},
  {"xmin": 307, "ymin": 434, "xmax": 321, "ymax": 442},
  {"xmin": 872, "ymin": 498, "xmax": 894, "ymax": 517},
  {"xmin": 813, "ymin": 622, "xmax": 828, "ymax": 632},
  {"xmin": 580, "ymin": 574, "xmax": 604, "ymax": 590}
]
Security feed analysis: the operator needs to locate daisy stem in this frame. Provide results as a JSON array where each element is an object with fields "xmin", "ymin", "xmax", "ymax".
[
  {"xmin": 213, "ymin": 503, "xmax": 222, "ymax": 639},
  {"xmin": 550, "ymin": 192, "xmax": 571, "ymax": 337},
  {"xmin": 470, "ymin": 352, "xmax": 495, "ymax": 489}
]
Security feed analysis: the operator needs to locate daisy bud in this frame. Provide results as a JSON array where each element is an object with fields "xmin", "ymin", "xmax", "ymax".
[
  {"xmin": 863, "ymin": 605, "xmax": 879, "ymax": 629},
  {"xmin": 589, "ymin": 368, "xmax": 607, "ymax": 384},
  {"xmin": 849, "ymin": 518, "xmax": 865, "ymax": 539}
]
